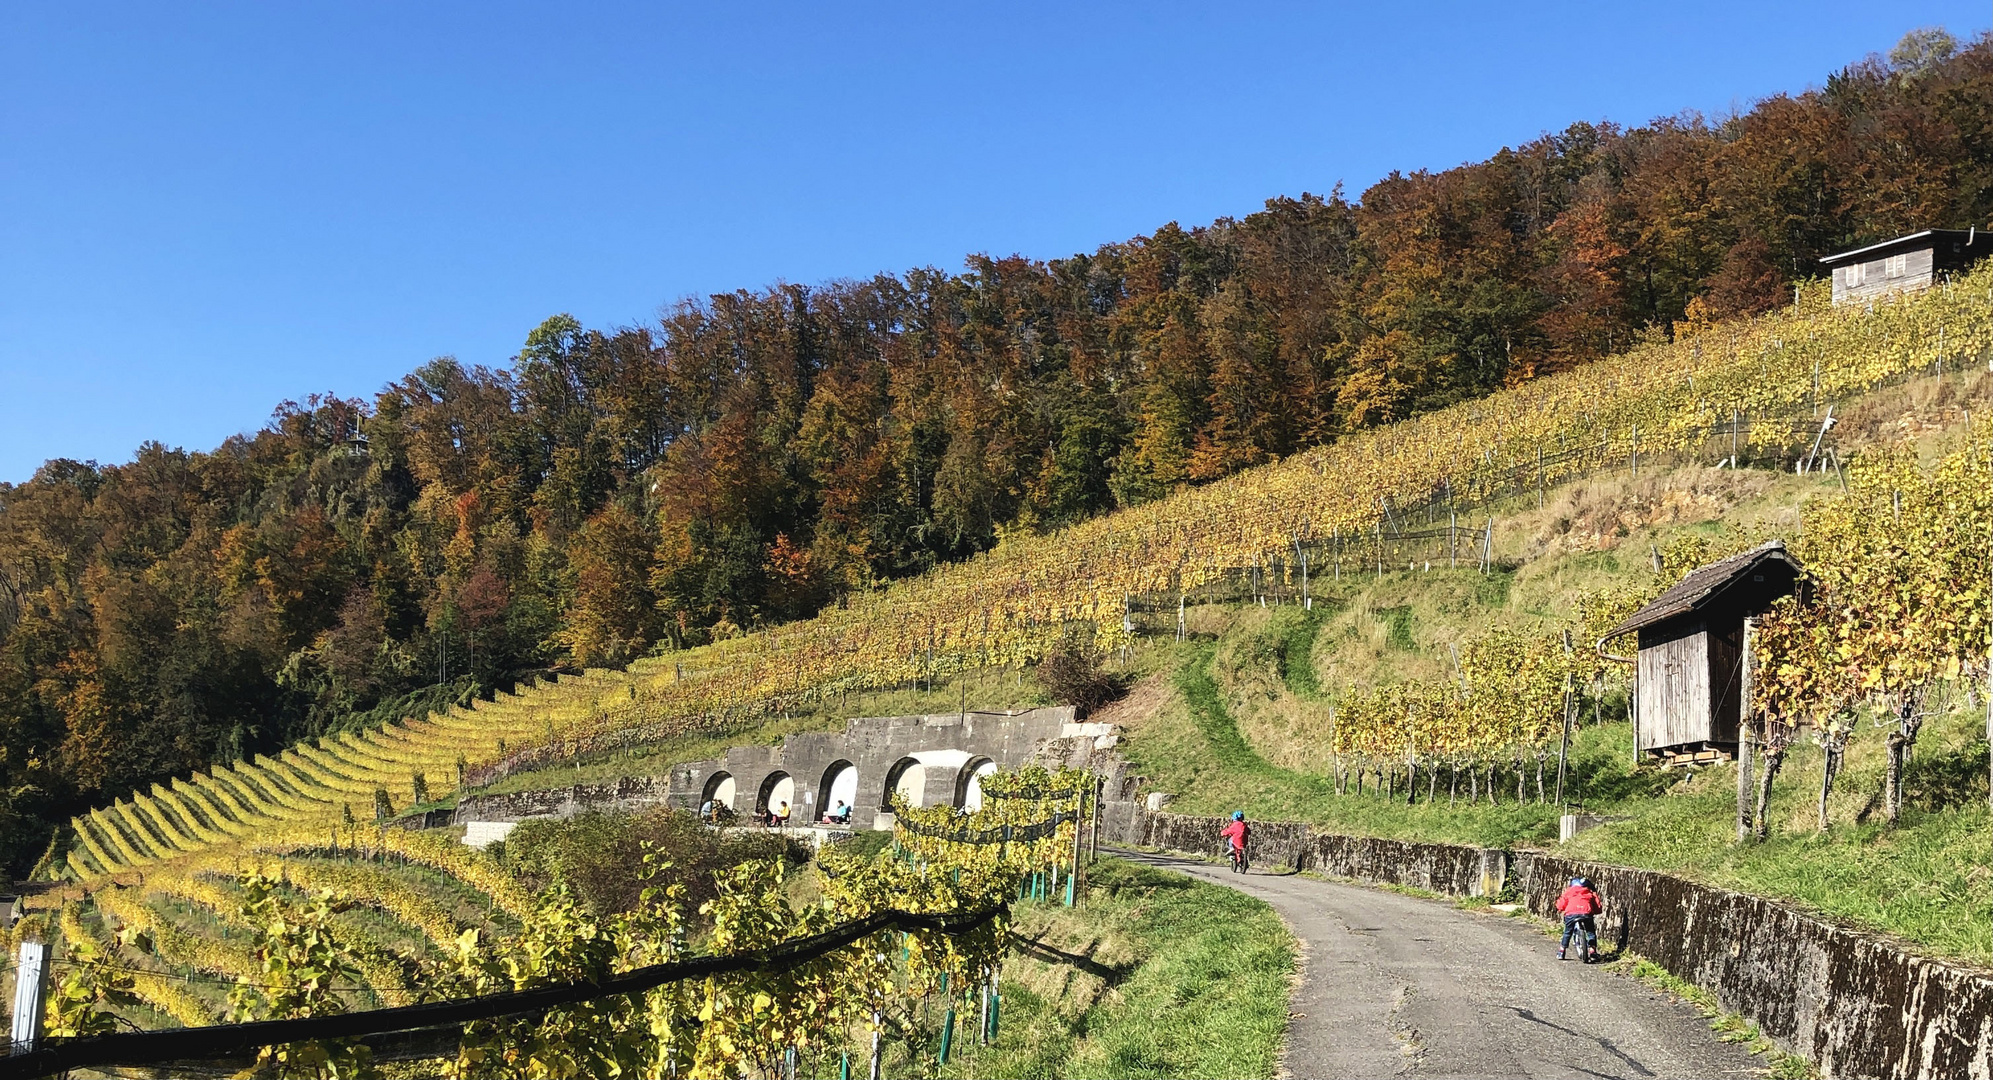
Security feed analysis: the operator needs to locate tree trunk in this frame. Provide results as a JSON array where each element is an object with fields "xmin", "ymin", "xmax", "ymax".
[
  {"xmin": 1754, "ymin": 746, "xmax": 1785, "ymax": 841},
  {"xmin": 1515, "ymin": 758, "xmax": 1525, "ymax": 804},
  {"xmin": 1486, "ymin": 765, "xmax": 1498, "ymax": 806},
  {"xmin": 1449, "ymin": 764, "xmax": 1459, "ymax": 808},
  {"xmin": 1534, "ymin": 753, "xmax": 1546, "ymax": 804},
  {"xmin": 1405, "ymin": 759, "xmax": 1418, "ymax": 806},
  {"xmin": 1469, "ymin": 767, "xmax": 1478, "ymax": 805},
  {"xmin": 1428, "ymin": 765, "xmax": 1439, "ymax": 805}
]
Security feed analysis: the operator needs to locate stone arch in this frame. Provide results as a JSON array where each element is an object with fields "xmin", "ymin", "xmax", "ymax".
[
  {"xmin": 756, "ymin": 771, "xmax": 795, "ymax": 817},
  {"xmin": 819, "ymin": 760, "xmax": 857, "ymax": 820},
  {"xmin": 882, "ymin": 757, "xmax": 921, "ymax": 810},
  {"xmin": 701, "ymin": 771, "xmax": 736, "ymax": 810},
  {"xmin": 955, "ymin": 756, "xmax": 997, "ymax": 810}
]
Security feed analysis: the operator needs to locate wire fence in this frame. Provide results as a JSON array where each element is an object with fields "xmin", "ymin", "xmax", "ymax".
[{"xmin": 893, "ymin": 809, "xmax": 1079, "ymax": 846}]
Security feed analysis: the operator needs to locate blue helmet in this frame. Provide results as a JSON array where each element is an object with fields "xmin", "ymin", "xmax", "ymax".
[
  {"xmin": 1569, "ymin": 877, "xmax": 1584, "ymax": 888},
  {"xmin": 1232, "ymin": 811, "xmax": 1245, "ymax": 821}
]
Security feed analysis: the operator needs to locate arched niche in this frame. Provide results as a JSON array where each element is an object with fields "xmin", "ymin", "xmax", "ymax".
[
  {"xmin": 818, "ymin": 760, "xmax": 857, "ymax": 821},
  {"xmin": 756, "ymin": 771, "xmax": 795, "ymax": 817},
  {"xmin": 882, "ymin": 757, "xmax": 922, "ymax": 810},
  {"xmin": 956, "ymin": 757, "xmax": 998, "ymax": 811}
]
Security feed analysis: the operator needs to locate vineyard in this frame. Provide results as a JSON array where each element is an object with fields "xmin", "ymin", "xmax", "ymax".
[
  {"xmin": 53, "ymin": 670, "xmax": 635, "ymax": 883},
  {"xmin": 50, "ymin": 267, "xmax": 1993, "ymax": 888},
  {"xmin": 1753, "ymin": 424, "xmax": 1993, "ymax": 831},
  {"xmin": 1, "ymin": 770, "xmax": 1112, "ymax": 1077},
  {"xmin": 545, "ymin": 269, "xmax": 1993, "ymax": 768},
  {"xmin": 8, "ymin": 273, "xmax": 1989, "ymax": 1080}
]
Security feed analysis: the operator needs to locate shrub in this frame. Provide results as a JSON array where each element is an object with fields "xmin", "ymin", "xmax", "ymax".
[
  {"xmin": 1034, "ymin": 633, "xmax": 1129, "ymax": 716},
  {"xmin": 504, "ymin": 808, "xmax": 801, "ymax": 915}
]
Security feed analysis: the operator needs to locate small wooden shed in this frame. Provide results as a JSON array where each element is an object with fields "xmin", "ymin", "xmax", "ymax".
[
  {"xmin": 1598, "ymin": 541, "xmax": 1804, "ymax": 764},
  {"xmin": 1819, "ymin": 228, "xmax": 1993, "ymax": 306}
]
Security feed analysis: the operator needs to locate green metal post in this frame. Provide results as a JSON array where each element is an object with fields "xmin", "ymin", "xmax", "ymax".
[{"xmin": 939, "ymin": 1007, "xmax": 956, "ymax": 1064}]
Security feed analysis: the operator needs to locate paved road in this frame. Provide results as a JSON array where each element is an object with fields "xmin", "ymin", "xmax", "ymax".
[{"xmin": 1114, "ymin": 849, "xmax": 1762, "ymax": 1080}]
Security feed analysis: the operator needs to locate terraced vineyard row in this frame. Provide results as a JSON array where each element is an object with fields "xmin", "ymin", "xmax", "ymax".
[{"xmin": 64, "ymin": 670, "xmax": 625, "ymax": 880}]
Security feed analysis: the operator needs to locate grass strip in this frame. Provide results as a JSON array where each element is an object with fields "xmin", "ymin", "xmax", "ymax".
[{"xmin": 936, "ymin": 856, "xmax": 1294, "ymax": 1080}]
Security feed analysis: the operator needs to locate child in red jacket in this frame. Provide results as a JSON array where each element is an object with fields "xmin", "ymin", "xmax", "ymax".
[
  {"xmin": 1556, "ymin": 877, "xmax": 1602, "ymax": 962},
  {"xmin": 1219, "ymin": 812, "xmax": 1249, "ymax": 869}
]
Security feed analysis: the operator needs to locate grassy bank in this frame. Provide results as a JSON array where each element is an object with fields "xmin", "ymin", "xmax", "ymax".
[{"xmin": 924, "ymin": 856, "xmax": 1293, "ymax": 1080}]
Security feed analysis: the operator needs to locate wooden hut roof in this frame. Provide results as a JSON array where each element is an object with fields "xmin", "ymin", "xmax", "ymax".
[{"xmin": 1598, "ymin": 541, "xmax": 1803, "ymax": 645}]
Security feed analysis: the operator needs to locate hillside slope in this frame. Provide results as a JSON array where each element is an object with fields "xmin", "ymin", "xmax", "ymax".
[
  {"xmin": 1111, "ymin": 368, "xmax": 1993, "ymax": 964},
  {"xmin": 55, "ymin": 271, "xmax": 1993, "ymax": 883}
]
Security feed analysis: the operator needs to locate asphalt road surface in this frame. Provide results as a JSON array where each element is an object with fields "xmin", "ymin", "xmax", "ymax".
[{"xmin": 1114, "ymin": 849, "xmax": 1763, "ymax": 1080}]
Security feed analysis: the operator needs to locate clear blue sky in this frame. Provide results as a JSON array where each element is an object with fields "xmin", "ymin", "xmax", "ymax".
[{"xmin": 3, "ymin": 2, "xmax": 1986, "ymax": 483}]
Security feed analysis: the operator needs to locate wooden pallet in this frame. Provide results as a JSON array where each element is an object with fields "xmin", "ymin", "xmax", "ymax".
[{"xmin": 1648, "ymin": 742, "xmax": 1738, "ymax": 768}]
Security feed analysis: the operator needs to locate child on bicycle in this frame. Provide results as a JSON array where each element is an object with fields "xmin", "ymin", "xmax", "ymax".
[
  {"xmin": 1220, "ymin": 811, "xmax": 1249, "ymax": 869},
  {"xmin": 1556, "ymin": 876, "xmax": 1602, "ymax": 962}
]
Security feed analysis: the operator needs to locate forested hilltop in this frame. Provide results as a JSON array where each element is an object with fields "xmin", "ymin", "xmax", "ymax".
[{"xmin": 1, "ymin": 29, "xmax": 1987, "ymax": 871}]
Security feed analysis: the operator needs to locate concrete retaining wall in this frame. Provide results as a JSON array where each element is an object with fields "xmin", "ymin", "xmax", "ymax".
[
  {"xmin": 452, "ymin": 775, "xmax": 674, "ymax": 824},
  {"xmin": 669, "ymin": 707, "xmax": 1080, "ymax": 831},
  {"xmin": 1129, "ymin": 811, "xmax": 1993, "ymax": 1080}
]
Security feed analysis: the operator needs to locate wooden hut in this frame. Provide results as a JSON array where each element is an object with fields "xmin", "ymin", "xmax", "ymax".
[
  {"xmin": 1819, "ymin": 228, "xmax": 1993, "ymax": 306},
  {"xmin": 1598, "ymin": 541, "xmax": 1804, "ymax": 765}
]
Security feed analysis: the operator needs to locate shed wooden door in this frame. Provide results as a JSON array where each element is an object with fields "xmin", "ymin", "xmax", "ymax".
[{"xmin": 1637, "ymin": 620, "xmax": 1709, "ymax": 752}]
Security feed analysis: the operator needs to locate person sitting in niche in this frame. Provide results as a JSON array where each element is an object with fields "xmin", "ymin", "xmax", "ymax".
[{"xmin": 824, "ymin": 800, "xmax": 851, "ymax": 825}]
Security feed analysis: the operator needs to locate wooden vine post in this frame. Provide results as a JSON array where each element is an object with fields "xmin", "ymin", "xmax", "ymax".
[
  {"xmin": 1554, "ymin": 630, "xmax": 1574, "ymax": 807},
  {"xmin": 1738, "ymin": 616, "xmax": 1756, "ymax": 842}
]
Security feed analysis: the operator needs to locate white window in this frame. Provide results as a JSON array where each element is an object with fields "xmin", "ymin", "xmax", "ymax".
[
  {"xmin": 1885, "ymin": 253, "xmax": 1909, "ymax": 277},
  {"xmin": 1845, "ymin": 262, "xmax": 1865, "ymax": 286}
]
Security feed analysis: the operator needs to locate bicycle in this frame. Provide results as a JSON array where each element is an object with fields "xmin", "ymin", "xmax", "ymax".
[
  {"xmin": 1228, "ymin": 843, "xmax": 1249, "ymax": 874},
  {"xmin": 1559, "ymin": 915, "xmax": 1600, "ymax": 963}
]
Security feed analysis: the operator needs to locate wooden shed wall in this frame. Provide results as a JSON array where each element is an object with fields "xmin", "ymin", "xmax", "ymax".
[
  {"xmin": 1832, "ymin": 247, "xmax": 1935, "ymax": 304},
  {"xmin": 1637, "ymin": 619, "xmax": 1710, "ymax": 752}
]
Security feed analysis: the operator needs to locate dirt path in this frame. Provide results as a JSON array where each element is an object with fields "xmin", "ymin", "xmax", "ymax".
[{"xmin": 1113, "ymin": 849, "xmax": 1763, "ymax": 1080}]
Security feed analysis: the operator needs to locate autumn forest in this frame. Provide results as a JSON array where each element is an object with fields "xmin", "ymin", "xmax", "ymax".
[{"xmin": 2, "ymin": 31, "xmax": 1989, "ymax": 871}]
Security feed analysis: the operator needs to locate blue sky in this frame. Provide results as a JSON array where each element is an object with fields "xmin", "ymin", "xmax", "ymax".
[{"xmin": 3, "ymin": 2, "xmax": 1987, "ymax": 482}]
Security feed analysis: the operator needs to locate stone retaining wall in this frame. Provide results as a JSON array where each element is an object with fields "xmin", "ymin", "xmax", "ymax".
[{"xmin": 1131, "ymin": 811, "xmax": 1993, "ymax": 1080}]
